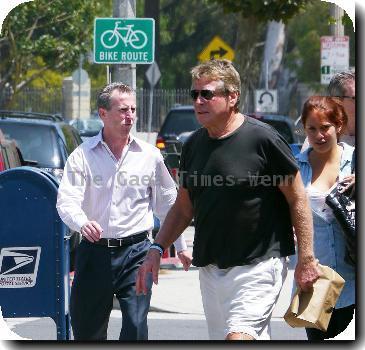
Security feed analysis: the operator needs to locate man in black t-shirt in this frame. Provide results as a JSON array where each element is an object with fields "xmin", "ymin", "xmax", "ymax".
[{"xmin": 137, "ymin": 59, "xmax": 320, "ymax": 340}]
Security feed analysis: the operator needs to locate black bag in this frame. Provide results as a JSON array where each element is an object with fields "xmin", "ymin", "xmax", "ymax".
[{"xmin": 325, "ymin": 150, "xmax": 355, "ymax": 266}]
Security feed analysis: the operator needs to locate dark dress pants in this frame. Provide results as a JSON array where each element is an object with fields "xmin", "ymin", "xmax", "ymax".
[
  {"xmin": 70, "ymin": 238, "xmax": 152, "ymax": 340},
  {"xmin": 306, "ymin": 304, "xmax": 355, "ymax": 340}
]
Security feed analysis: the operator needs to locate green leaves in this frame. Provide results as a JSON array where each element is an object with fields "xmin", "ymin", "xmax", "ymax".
[
  {"xmin": 0, "ymin": 0, "xmax": 104, "ymax": 103},
  {"xmin": 214, "ymin": 0, "xmax": 314, "ymax": 23}
]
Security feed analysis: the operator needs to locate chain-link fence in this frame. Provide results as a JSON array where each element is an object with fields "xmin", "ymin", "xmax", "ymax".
[
  {"xmin": 4, "ymin": 87, "xmax": 192, "ymax": 132},
  {"xmin": 1, "ymin": 88, "xmax": 63, "ymax": 115}
]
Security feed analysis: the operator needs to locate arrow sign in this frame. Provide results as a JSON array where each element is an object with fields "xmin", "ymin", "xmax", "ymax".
[
  {"xmin": 258, "ymin": 91, "xmax": 274, "ymax": 104},
  {"xmin": 210, "ymin": 47, "xmax": 228, "ymax": 59},
  {"xmin": 198, "ymin": 36, "xmax": 235, "ymax": 62},
  {"xmin": 255, "ymin": 89, "xmax": 278, "ymax": 113}
]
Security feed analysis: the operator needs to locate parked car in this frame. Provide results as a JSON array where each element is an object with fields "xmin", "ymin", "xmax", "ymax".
[
  {"xmin": 156, "ymin": 105, "xmax": 201, "ymax": 151},
  {"xmin": 0, "ymin": 110, "xmax": 83, "ymax": 269},
  {"xmin": 69, "ymin": 118, "xmax": 104, "ymax": 140},
  {"xmin": 0, "ymin": 129, "xmax": 23, "ymax": 172}
]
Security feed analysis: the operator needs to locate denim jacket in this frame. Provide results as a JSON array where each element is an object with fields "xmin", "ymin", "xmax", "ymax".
[{"xmin": 295, "ymin": 142, "xmax": 355, "ymax": 309}]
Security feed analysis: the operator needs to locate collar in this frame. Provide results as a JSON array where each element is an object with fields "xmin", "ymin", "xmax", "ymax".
[
  {"xmin": 84, "ymin": 129, "xmax": 143, "ymax": 152},
  {"xmin": 296, "ymin": 142, "xmax": 354, "ymax": 167}
]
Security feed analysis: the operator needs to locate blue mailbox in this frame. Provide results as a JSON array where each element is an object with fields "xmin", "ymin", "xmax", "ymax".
[{"xmin": 0, "ymin": 167, "xmax": 70, "ymax": 340}]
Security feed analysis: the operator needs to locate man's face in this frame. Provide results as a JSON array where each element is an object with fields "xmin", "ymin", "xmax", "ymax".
[
  {"xmin": 342, "ymin": 81, "xmax": 355, "ymax": 131},
  {"xmin": 191, "ymin": 78, "xmax": 236, "ymax": 129},
  {"xmin": 99, "ymin": 90, "xmax": 136, "ymax": 136}
]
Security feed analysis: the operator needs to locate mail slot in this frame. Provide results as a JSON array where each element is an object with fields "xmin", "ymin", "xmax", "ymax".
[{"xmin": 0, "ymin": 167, "xmax": 70, "ymax": 340}]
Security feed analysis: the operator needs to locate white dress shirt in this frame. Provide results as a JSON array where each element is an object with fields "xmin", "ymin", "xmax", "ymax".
[{"xmin": 56, "ymin": 131, "xmax": 187, "ymax": 252}]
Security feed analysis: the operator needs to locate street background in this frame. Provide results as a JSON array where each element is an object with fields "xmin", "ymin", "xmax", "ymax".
[{"xmin": 0, "ymin": 225, "xmax": 355, "ymax": 341}]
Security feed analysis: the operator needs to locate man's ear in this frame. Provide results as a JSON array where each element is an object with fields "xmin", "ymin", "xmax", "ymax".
[
  {"xmin": 98, "ymin": 108, "xmax": 107, "ymax": 119},
  {"xmin": 228, "ymin": 91, "xmax": 239, "ymax": 108}
]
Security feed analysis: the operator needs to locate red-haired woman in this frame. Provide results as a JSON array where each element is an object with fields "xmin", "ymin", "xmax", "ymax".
[{"xmin": 295, "ymin": 96, "xmax": 355, "ymax": 340}]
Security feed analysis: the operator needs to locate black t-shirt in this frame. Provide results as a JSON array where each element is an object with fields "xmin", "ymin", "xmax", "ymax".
[{"xmin": 179, "ymin": 116, "xmax": 298, "ymax": 268}]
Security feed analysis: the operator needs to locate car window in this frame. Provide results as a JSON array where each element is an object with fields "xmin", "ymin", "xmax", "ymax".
[
  {"xmin": 160, "ymin": 111, "xmax": 201, "ymax": 136},
  {"xmin": 262, "ymin": 120, "xmax": 294, "ymax": 144},
  {"xmin": 61, "ymin": 125, "xmax": 81, "ymax": 154},
  {"xmin": 0, "ymin": 122, "xmax": 62, "ymax": 168}
]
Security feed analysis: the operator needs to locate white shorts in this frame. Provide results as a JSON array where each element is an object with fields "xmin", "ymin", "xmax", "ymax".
[{"xmin": 199, "ymin": 257, "xmax": 288, "ymax": 340}]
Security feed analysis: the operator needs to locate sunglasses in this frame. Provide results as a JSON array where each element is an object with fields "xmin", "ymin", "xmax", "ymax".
[
  {"xmin": 342, "ymin": 96, "xmax": 355, "ymax": 100},
  {"xmin": 190, "ymin": 89, "xmax": 225, "ymax": 101}
]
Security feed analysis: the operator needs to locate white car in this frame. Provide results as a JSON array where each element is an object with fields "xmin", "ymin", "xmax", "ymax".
[{"xmin": 69, "ymin": 118, "xmax": 103, "ymax": 140}]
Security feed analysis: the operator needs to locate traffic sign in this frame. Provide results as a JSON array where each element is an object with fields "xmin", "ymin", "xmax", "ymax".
[
  {"xmin": 321, "ymin": 36, "xmax": 349, "ymax": 85},
  {"xmin": 145, "ymin": 62, "xmax": 161, "ymax": 87},
  {"xmin": 94, "ymin": 18, "xmax": 155, "ymax": 64},
  {"xmin": 198, "ymin": 36, "xmax": 235, "ymax": 62},
  {"xmin": 255, "ymin": 89, "xmax": 278, "ymax": 113}
]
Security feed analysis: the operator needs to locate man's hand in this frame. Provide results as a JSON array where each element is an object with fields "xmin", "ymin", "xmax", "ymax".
[
  {"xmin": 294, "ymin": 257, "xmax": 320, "ymax": 291},
  {"xmin": 136, "ymin": 249, "xmax": 161, "ymax": 295},
  {"xmin": 177, "ymin": 250, "xmax": 192, "ymax": 271},
  {"xmin": 80, "ymin": 221, "xmax": 103, "ymax": 242}
]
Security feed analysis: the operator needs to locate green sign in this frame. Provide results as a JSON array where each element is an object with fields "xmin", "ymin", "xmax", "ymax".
[{"xmin": 94, "ymin": 18, "xmax": 155, "ymax": 64}]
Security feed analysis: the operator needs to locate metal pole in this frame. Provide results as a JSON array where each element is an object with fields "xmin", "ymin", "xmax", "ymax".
[
  {"xmin": 112, "ymin": 0, "xmax": 136, "ymax": 89},
  {"xmin": 330, "ymin": 3, "xmax": 344, "ymax": 37},
  {"xmin": 106, "ymin": 65, "xmax": 110, "ymax": 84},
  {"xmin": 147, "ymin": 87, "xmax": 153, "ymax": 142},
  {"xmin": 265, "ymin": 60, "xmax": 268, "ymax": 91},
  {"xmin": 112, "ymin": 0, "xmax": 137, "ymax": 134},
  {"xmin": 78, "ymin": 55, "xmax": 83, "ymax": 120}
]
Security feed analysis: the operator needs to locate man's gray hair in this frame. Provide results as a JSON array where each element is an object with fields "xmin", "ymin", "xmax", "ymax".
[
  {"xmin": 327, "ymin": 71, "xmax": 355, "ymax": 97},
  {"xmin": 97, "ymin": 82, "xmax": 135, "ymax": 110},
  {"xmin": 190, "ymin": 59, "xmax": 241, "ymax": 112}
]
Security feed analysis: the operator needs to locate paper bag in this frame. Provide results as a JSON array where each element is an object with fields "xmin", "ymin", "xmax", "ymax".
[{"xmin": 284, "ymin": 264, "xmax": 345, "ymax": 331}]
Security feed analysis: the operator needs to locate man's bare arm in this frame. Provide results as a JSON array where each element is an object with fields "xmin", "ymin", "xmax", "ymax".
[
  {"xmin": 279, "ymin": 171, "xmax": 320, "ymax": 291},
  {"xmin": 153, "ymin": 187, "xmax": 194, "ymax": 249}
]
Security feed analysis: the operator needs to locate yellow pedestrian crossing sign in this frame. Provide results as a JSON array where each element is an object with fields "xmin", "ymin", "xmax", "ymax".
[{"xmin": 198, "ymin": 36, "xmax": 235, "ymax": 62}]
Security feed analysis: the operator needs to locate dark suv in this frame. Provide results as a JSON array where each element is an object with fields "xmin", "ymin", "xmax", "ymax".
[{"xmin": 0, "ymin": 110, "xmax": 83, "ymax": 269}]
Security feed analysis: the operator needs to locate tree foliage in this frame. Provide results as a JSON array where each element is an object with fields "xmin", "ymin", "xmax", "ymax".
[
  {"xmin": 157, "ymin": 0, "xmax": 239, "ymax": 88},
  {"xmin": 285, "ymin": 1, "xmax": 355, "ymax": 83},
  {"xmin": 0, "ymin": 0, "xmax": 110, "ymax": 107},
  {"xmin": 214, "ymin": 0, "xmax": 314, "ymax": 23}
]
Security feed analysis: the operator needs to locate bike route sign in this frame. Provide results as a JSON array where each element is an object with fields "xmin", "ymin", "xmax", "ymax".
[{"xmin": 94, "ymin": 18, "xmax": 155, "ymax": 64}]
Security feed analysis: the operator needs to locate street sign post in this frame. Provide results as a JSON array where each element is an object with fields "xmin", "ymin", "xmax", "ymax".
[
  {"xmin": 321, "ymin": 36, "xmax": 349, "ymax": 85},
  {"xmin": 198, "ymin": 36, "xmax": 235, "ymax": 62},
  {"xmin": 145, "ymin": 62, "xmax": 161, "ymax": 141},
  {"xmin": 94, "ymin": 18, "xmax": 155, "ymax": 64},
  {"xmin": 145, "ymin": 62, "xmax": 161, "ymax": 87},
  {"xmin": 255, "ymin": 89, "xmax": 278, "ymax": 113}
]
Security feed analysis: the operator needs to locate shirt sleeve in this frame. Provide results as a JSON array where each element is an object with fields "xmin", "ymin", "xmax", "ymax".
[
  {"xmin": 151, "ymin": 153, "xmax": 187, "ymax": 252},
  {"xmin": 56, "ymin": 149, "xmax": 89, "ymax": 232},
  {"xmin": 264, "ymin": 130, "xmax": 299, "ymax": 177}
]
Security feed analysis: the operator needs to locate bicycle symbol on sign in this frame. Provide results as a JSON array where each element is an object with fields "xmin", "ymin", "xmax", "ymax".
[{"xmin": 101, "ymin": 21, "xmax": 148, "ymax": 49}]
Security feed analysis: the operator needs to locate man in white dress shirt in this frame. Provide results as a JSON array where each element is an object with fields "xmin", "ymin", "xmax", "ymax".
[{"xmin": 56, "ymin": 82, "xmax": 191, "ymax": 340}]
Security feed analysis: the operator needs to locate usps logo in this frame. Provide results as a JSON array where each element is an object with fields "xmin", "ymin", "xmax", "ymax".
[{"xmin": 0, "ymin": 247, "xmax": 41, "ymax": 288}]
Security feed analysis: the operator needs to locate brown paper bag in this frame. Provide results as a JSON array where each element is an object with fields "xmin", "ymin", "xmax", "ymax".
[{"xmin": 284, "ymin": 264, "xmax": 345, "ymax": 331}]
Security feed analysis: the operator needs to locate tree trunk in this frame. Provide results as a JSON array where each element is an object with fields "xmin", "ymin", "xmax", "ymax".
[
  {"xmin": 234, "ymin": 16, "xmax": 264, "ymax": 113},
  {"xmin": 259, "ymin": 20, "xmax": 285, "ymax": 89}
]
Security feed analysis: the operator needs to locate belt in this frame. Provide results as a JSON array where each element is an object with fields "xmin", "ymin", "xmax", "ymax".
[{"xmin": 84, "ymin": 231, "xmax": 148, "ymax": 248}]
